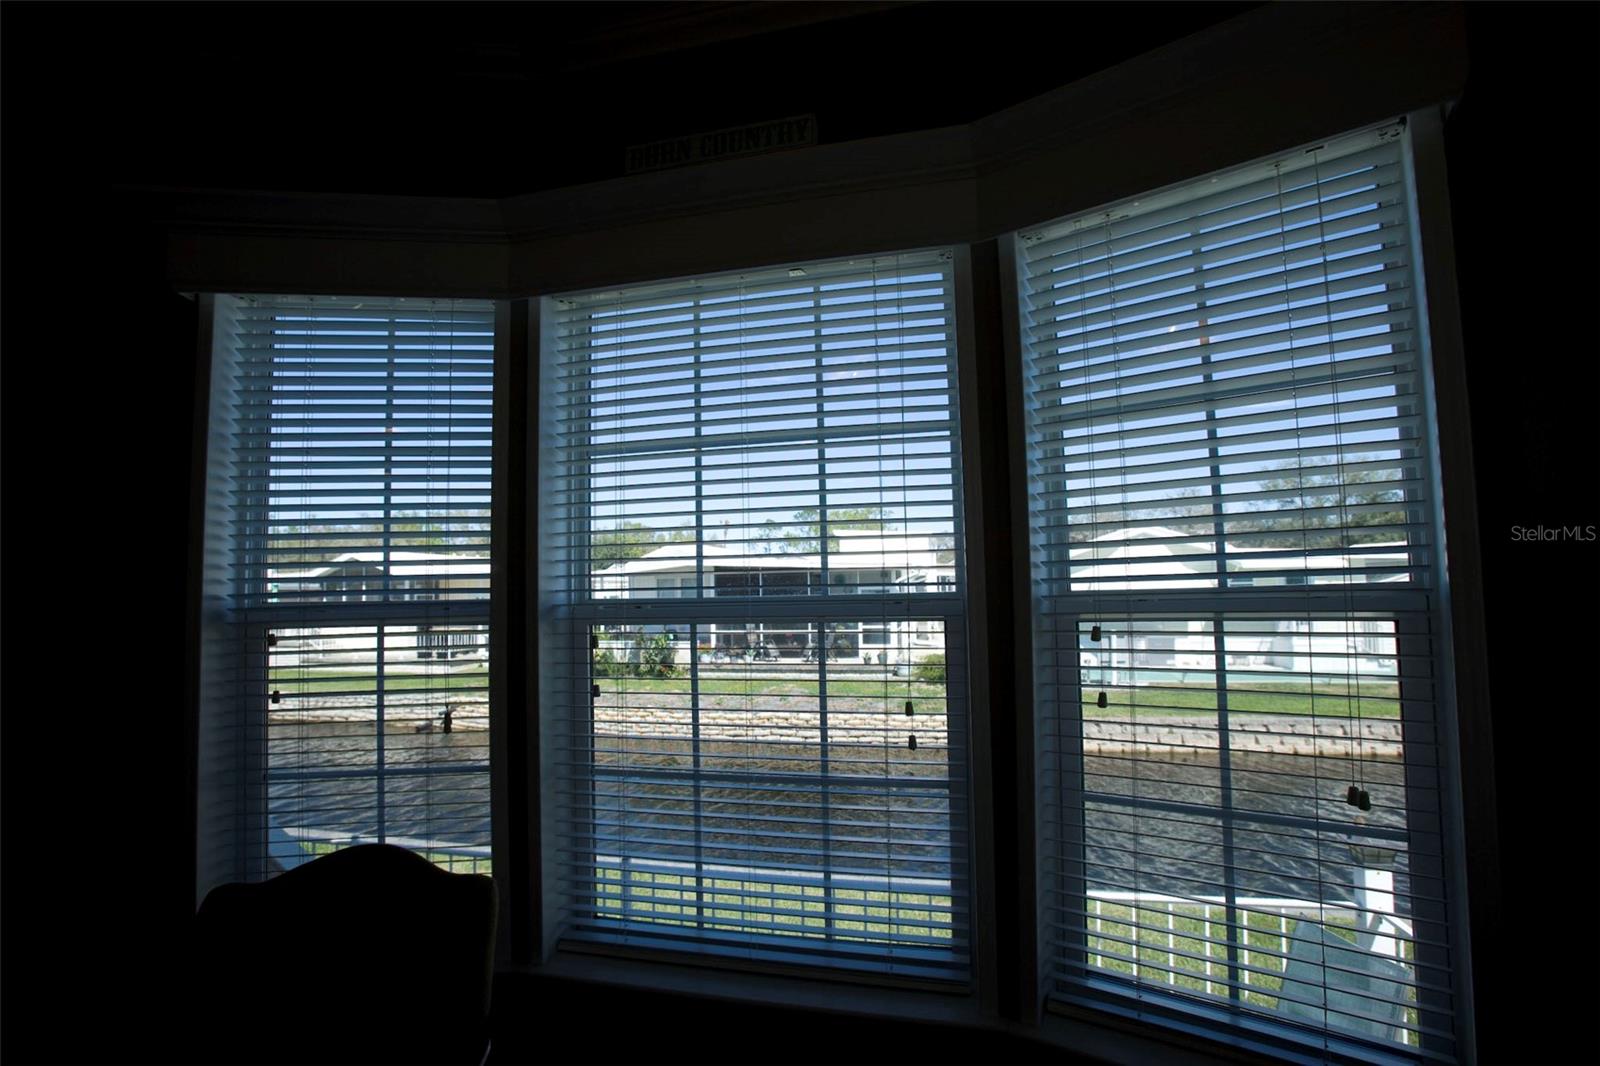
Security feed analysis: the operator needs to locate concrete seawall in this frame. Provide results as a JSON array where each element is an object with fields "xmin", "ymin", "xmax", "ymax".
[
  {"xmin": 269, "ymin": 691, "xmax": 491, "ymax": 731},
  {"xmin": 270, "ymin": 695, "xmax": 1406, "ymax": 757}
]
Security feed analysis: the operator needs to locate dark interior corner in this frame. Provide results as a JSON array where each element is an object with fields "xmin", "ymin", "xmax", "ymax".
[
  {"xmin": 3, "ymin": 2, "xmax": 1597, "ymax": 1063},
  {"xmin": 1438, "ymin": 7, "xmax": 1600, "ymax": 1063}
]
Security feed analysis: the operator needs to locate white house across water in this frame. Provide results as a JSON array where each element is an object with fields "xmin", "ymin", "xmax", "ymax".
[
  {"xmin": 265, "ymin": 551, "xmax": 490, "ymax": 665},
  {"xmin": 263, "ymin": 527, "xmax": 1411, "ymax": 676},
  {"xmin": 587, "ymin": 528, "xmax": 954, "ymax": 666}
]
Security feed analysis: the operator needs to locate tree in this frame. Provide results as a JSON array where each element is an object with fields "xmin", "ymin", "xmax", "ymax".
[
  {"xmin": 267, "ymin": 509, "xmax": 489, "ymax": 564},
  {"xmin": 1233, "ymin": 467, "xmax": 1408, "ymax": 547},
  {"xmin": 391, "ymin": 509, "xmax": 488, "ymax": 548},
  {"xmin": 751, "ymin": 518, "xmax": 785, "ymax": 554},
  {"xmin": 1055, "ymin": 469, "xmax": 1407, "ymax": 549},
  {"xmin": 786, "ymin": 506, "xmax": 887, "ymax": 554},
  {"xmin": 1059, "ymin": 487, "xmax": 1214, "ymax": 544},
  {"xmin": 591, "ymin": 522, "xmax": 693, "ymax": 567}
]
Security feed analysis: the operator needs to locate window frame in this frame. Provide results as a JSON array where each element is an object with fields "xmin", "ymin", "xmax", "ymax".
[
  {"xmin": 525, "ymin": 249, "xmax": 983, "ymax": 987},
  {"xmin": 194, "ymin": 293, "xmax": 498, "ymax": 892},
  {"xmin": 1000, "ymin": 115, "xmax": 1480, "ymax": 1062}
]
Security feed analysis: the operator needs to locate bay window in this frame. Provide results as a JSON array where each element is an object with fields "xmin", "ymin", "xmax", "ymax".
[{"xmin": 185, "ymin": 101, "xmax": 1479, "ymax": 1066}]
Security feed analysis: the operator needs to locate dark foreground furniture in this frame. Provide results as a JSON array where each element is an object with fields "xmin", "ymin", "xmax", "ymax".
[{"xmin": 193, "ymin": 844, "xmax": 496, "ymax": 1064}]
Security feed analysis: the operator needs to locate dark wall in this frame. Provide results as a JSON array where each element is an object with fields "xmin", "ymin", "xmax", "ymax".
[
  {"xmin": 1443, "ymin": 6, "xmax": 1600, "ymax": 1064},
  {"xmin": 0, "ymin": 4, "xmax": 193, "ymax": 1035},
  {"xmin": 1, "ymin": 157, "xmax": 200, "ymax": 1065},
  {"xmin": 3, "ymin": 4, "xmax": 1596, "ymax": 1063}
]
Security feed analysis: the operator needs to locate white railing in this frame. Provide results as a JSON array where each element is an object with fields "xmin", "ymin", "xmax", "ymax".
[{"xmin": 1084, "ymin": 873, "xmax": 1417, "ymax": 1046}]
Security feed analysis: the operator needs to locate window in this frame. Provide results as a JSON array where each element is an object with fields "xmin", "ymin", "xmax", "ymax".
[
  {"xmin": 542, "ymin": 250, "xmax": 969, "ymax": 979},
  {"xmin": 1017, "ymin": 124, "xmax": 1461, "ymax": 1057},
  {"xmin": 198, "ymin": 295, "xmax": 494, "ymax": 884}
]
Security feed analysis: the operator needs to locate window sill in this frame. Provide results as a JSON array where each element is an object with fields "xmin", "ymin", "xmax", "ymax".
[
  {"xmin": 508, "ymin": 945, "xmax": 985, "ymax": 1029},
  {"xmin": 1041, "ymin": 991, "xmax": 1426, "ymax": 1066},
  {"xmin": 1038, "ymin": 1006, "xmax": 1295, "ymax": 1066},
  {"xmin": 502, "ymin": 951, "xmax": 1301, "ymax": 1065}
]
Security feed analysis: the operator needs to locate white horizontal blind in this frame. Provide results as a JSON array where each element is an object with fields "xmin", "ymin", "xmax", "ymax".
[
  {"xmin": 1019, "ymin": 126, "xmax": 1458, "ymax": 1058},
  {"xmin": 215, "ymin": 295, "xmax": 494, "ymax": 881},
  {"xmin": 546, "ymin": 250, "xmax": 969, "ymax": 980},
  {"xmin": 230, "ymin": 296, "xmax": 494, "ymax": 609},
  {"xmin": 1022, "ymin": 127, "xmax": 1428, "ymax": 591}
]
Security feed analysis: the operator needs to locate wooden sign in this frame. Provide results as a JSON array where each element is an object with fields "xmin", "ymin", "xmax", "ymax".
[{"xmin": 626, "ymin": 115, "xmax": 817, "ymax": 174}]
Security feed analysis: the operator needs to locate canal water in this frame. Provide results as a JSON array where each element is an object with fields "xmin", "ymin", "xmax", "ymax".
[{"xmin": 268, "ymin": 725, "xmax": 1417, "ymax": 914}]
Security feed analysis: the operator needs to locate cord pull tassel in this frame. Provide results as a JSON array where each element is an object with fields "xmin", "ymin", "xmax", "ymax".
[{"xmin": 1096, "ymin": 691, "xmax": 1108, "ymax": 709}]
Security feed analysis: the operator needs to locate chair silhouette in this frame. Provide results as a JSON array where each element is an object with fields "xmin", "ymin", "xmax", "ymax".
[{"xmin": 193, "ymin": 843, "xmax": 496, "ymax": 1064}]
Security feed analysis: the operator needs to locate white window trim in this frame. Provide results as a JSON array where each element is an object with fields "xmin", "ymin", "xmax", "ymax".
[{"xmin": 529, "ymin": 250, "xmax": 982, "ymax": 987}]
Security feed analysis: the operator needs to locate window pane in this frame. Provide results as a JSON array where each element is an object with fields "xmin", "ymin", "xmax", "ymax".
[
  {"xmin": 1072, "ymin": 616, "xmax": 1426, "ymax": 1046},
  {"xmin": 575, "ymin": 619, "xmax": 964, "ymax": 973},
  {"xmin": 234, "ymin": 296, "xmax": 494, "ymax": 609},
  {"xmin": 1023, "ymin": 135, "xmax": 1430, "ymax": 595},
  {"xmin": 263, "ymin": 624, "xmax": 491, "ymax": 876},
  {"xmin": 561, "ymin": 255, "xmax": 960, "ymax": 602}
]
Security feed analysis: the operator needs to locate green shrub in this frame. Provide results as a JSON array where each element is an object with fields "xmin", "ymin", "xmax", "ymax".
[
  {"xmin": 913, "ymin": 653, "xmax": 946, "ymax": 683},
  {"xmin": 594, "ymin": 631, "xmax": 679, "ymax": 679},
  {"xmin": 592, "ymin": 648, "xmax": 625, "ymax": 678},
  {"xmin": 638, "ymin": 632, "xmax": 679, "ymax": 678}
]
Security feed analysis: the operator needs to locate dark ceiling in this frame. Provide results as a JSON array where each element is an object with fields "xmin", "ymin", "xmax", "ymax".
[{"xmin": 6, "ymin": 1, "xmax": 1258, "ymax": 200}]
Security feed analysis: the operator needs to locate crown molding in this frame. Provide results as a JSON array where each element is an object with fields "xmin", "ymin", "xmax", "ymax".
[{"xmin": 146, "ymin": 1, "xmax": 1465, "ymax": 297}]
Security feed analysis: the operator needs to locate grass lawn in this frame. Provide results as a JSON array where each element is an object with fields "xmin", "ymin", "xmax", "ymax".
[
  {"xmin": 1082, "ymin": 679, "xmax": 1402, "ymax": 719},
  {"xmin": 270, "ymin": 664, "xmax": 488, "ymax": 695},
  {"xmin": 601, "ymin": 675, "xmax": 1399, "ymax": 718},
  {"xmin": 600, "ymin": 676, "xmax": 948, "ymax": 700},
  {"xmin": 272, "ymin": 666, "xmax": 1398, "ymax": 719}
]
